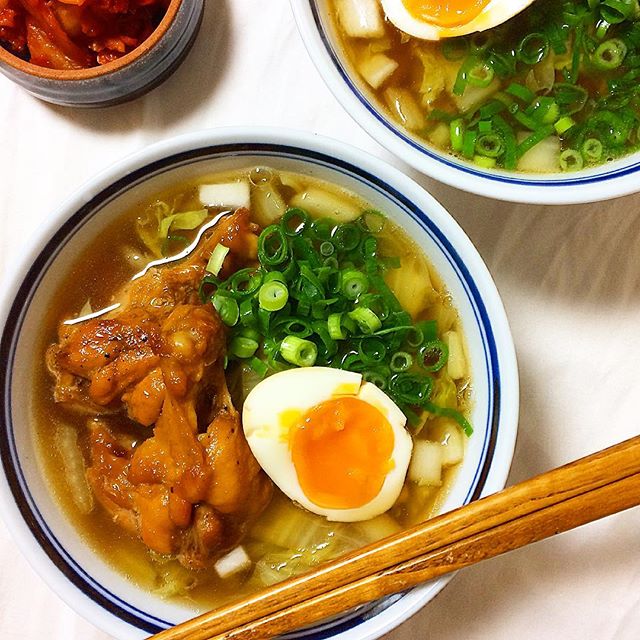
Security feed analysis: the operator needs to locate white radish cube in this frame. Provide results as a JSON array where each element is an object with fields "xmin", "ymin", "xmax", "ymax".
[
  {"xmin": 200, "ymin": 181, "xmax": 251, "ymax": 210},
  {"xmin": 336, "ymin": 0, "xmax": 385, "ymax": 38},
  {"xmin": 356, "ymin": 513, "xmax": 402, "ymax": 543},
  {"xmin": 289, "ymin": 187, "xmax": 361, "ymax": 222},
  {"xmin": 408, "ymin": 440, "xmax": 443, "ymax": 487},
  {"xmin": 517, "ymin": 136, "xmax": 560, "ymax": 172},
  {"xmin": 214, "ymin": 546, "xmax": 252, "ymax": 579},
  {"xmin": 434, "ymin": 421, "xmax": 464, "ymax": 467},
  {"xmin": 358, "ymin": 54, "xmax": 399, "ymax": 89}
]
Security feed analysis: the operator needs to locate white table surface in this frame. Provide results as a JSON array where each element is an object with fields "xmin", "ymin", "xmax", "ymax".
[{"xmin": 1, "ymin": 1, "xmax": 640, "ymax": 639}]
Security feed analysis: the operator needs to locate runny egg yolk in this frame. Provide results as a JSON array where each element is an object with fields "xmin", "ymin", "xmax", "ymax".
[
  {"xmin": 402, "ymin": 0, "xmax": 491, "ymax": 27},
  {"xmin": 290, "ymin": 397, "xmax": 395, "ymax": 510}
]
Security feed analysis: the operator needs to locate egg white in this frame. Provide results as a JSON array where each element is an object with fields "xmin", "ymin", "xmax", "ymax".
[
  {"xmin": 380, "ymin": 0, "xmax": 536, "ymax": 40},
  {"xmin": 242, "ymin": 368, "xmax": 413, "ymax": 522}
]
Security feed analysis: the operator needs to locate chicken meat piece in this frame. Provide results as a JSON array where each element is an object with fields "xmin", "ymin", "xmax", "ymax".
[
  {"xmin": 48, "ymin": 208, "xmax": 272, "ymax": 568},
  {"xmin": 48, "ymin": 208, "xmax": 258, "ymax": 417}
]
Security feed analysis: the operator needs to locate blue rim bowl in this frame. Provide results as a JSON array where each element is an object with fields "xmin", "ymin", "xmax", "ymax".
[
  {"xmin": 291, "ymin": 0, "xmax": 640, "ymax": 205},
  {"xmin": 0, "ymin": 128, "xmax": 519, "ymax": 640}
]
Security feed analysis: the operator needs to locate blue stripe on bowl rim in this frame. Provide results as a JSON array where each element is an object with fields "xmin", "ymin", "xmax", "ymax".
[
  {"xmin": 0, "ymin": 143, "xmax": 501, "ymax": 638},
  {"xmin": 308, "ymin": 0, "xmax": 640, "ymax": 188}
]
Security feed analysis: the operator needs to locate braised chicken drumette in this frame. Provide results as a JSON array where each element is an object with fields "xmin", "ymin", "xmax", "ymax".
[{"xmin": 47, "ymin": 209, "xmax": 272, "ymax": 569}]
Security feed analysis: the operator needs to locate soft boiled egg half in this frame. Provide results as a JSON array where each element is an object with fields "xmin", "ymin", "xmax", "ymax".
[
  {"xmin": 243, "ymin": 368, "xmax": 413, "ymax": 522},
  {"xmin": 380, "ymin": 0, "xmax": 537, "ymax": 40}
]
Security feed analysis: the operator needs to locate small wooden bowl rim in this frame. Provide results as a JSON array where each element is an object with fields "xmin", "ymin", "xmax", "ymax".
[{"xmin": 0, "ymin": 0, "xmax": 182, "ymax": 81}]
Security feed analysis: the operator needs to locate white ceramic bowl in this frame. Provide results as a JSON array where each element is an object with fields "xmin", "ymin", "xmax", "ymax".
[
  {"xmin": 0, "ymin": 128, "xmax": 518, "ymax": 640},
  {"xmin": 291, "ymin": 0, "xmax": 640, "ymax": 205}
]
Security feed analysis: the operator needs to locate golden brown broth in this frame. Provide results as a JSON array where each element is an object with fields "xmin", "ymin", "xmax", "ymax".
[
  {"xmin": 34, "ymin": 167, "xmax": 471, "ymax": 608},
  {"xmin": 329, "ymin": 8, "xmax": 450, "ymax": 125}
]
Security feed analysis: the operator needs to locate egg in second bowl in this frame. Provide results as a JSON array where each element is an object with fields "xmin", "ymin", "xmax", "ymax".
[{"xmin": 380, "ymin": 0, "xmax": 536, "ymax": 40}]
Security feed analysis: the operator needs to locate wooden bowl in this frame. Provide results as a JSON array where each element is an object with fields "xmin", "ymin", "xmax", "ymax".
[{"xmin": 0, "ymin": 0, "xmax": 204, "ymax": 107}]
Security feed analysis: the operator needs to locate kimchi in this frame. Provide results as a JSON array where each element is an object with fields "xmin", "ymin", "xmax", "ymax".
[{"xmin": 0, "ymin": 0, "xmax": 170, "ymax": 69}]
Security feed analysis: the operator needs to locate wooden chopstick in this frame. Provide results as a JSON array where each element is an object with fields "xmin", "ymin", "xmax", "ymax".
[{"xmin": 152, "ymin": 435, "xmax": 640, "ymax": 640}]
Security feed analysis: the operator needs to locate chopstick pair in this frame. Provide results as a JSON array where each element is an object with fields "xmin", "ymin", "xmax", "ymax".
[{"xmin": 151, "ymin": 435, "xmax": 640, "ymax": 640}]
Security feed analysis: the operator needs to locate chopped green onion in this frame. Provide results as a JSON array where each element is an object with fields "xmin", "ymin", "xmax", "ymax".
[
  {"xmin": 281, "ymin": 208, "xmax": 309, "ymax": 236},
  {"xmin": 506, "ymin": 82, "xmax": 535, "ymax": 103},
  {"xmin": 320, "ymin": 241, "xmax": 335, "ymax": 257},
  {"xmin": 424, "ymin": 402, "xmax": 473, "ymax": 437},
  {"xmin": 553, "ymin": 83, "xmax": 588, "ymax": 115},
  {"xmin": 474, "ymin": 155, "xmax": 497, "ymax": 169},
  {"xmin": 554, "ymin": 116, "xmax": 576, "ymax": 134},
  {"xmin": 596, "ymin": 17, "xmax": 612, "ymax": 39},
  {"xmin": 259, "ymin": 281, "xmax": 289, "ymax": 312},
  {"xmin": 212, "ymin": 294, "xmax": 239, "ymax": 327},
  {"xmin": 390, "ymin": 351, "xmax": 413, "ymax": 372},
  {"xmin": 462, "ymin": 129, "xmax": 478, "ymax": 159},
  {"xmin": 227, "ymin": 268, "xmax": 263, "ymax": 299},
  {"xmin": 512, "ymin": 110, "xmax": 538, "ymax": 131},
  {"xmin": 348, "ymin": 307, "xmax": 382, "ymax": 334},
  {"xmin": 390, "ymin": 373, "xmax": 433, "ymax": 405},
  {"xmin": 327, "ymin": 313, "xmax": 346, "ymax": 340},
  {"xmin": 592, "ymin": 37, "xmax": 628, "ymax": 69},
  {"xmin": 453, "ymin": 56, "xmax": 481, "ymax": 95},
  {"xmin": 201, "ymin": 209, "xmax": 472, "ymax": 436},
  {"xmin": 342, "ymin": 270, "xmax": 369, "ymax": 300},
  {"xmin": 467, "ymin": 61, "xmax": 495, "ymax": 87},
  {"xmin": 470, "ymin": 32, "xmax": 494, "ymax": 52},
  {"xmin": 229, "ymin": 336, "xmax": 259, "ymax": 359},
  {"xmin": 450, "ymin": 118, "xmax": 465, "ymax": 153},
  {"xmin": 479, "ymin": 100, "xmax": 505, "ymax": 119},
  {"xmin": 475, "ymin": 133, "xmax": 505, "ymax": 158},
  {"xmin": 420, "ymin": 340, "xmax": 449, "ymax": 372},
  {"xmin": 600, "ymin": 0, "xmax": 636, "ymax": 24},
  {"xmin": 581, "ymin": 138, "xmax": 604, "ymax": 162},
  {"xmin": 359, "ymin": 338, "xmax": 387, "ymax": 364},
  {"xmin": 517, "ymin": 33, "xmax": 550, "ymax": 65},
  {"xmin": 442, "ymin": 38, "xmax": 469, "ymax": 61},
  {"xmin": 492, "ymin": 116, "xmax": 518, "ymax": 170},
  {"xmin": 363, "ymin": 371, "xmax": 388, "ymax": 389},
  {"xmin": 488, "ymin": 50, "xmax": 517, "ymax": 78},
  {"xmin": 332, "ymin": 223, "xmax": 362, "ymax": 251},
  {"xmin": 280, "ymin": 336, "xmax": 318, "ymax": 367},
  {"xmin": 416, "ymin": 320, "xmax": 438, "ymax": 344},
  {"xmin": 310, "ymin": 218, "xmax": 335, "ymax": 240},
  {"xmin": 239, "ymin": 298, "xmax": 256, "ymax": 327},
  {"xmin": 358, "ymin": 210, "xmax": 386, "ymax": 233},
  {"xmin": 206, "ymin": 243, "xmax": 230, "ymax": 276},
  {"xmin": 559, "ymin": 149, "xmax": 585, "ymax": 171},
  {"xmin": 528, "ymin": 98, "xmax": 560, "ymax": 125},
  {"xmin": 517, "ymin": 125, "xmax": 555, "ymax": 158},
  {"xmin": 258, "ymin": 225, "xmax": 289, "ymax": 266},
  {"xmin": 264, "ymin": 271, "xmax": 286, "ymax": 283},
  {"xmin": 249, "ymin": 356, "xmax": 269, "ymax": 377},
  {"xmin": 239, "ymin": 327, "xmax": 261, "ymax": 342},
  {"xmin": 361, "ymin": 236, "xmax": 378, "ymax": 260}
]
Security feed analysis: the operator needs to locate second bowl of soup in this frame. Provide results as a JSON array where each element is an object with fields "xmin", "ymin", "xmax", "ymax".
[
  {"xmin": 292, "ymin": 0, "xmax": 640, "ymax": 204},
  {"xmin": 0, "ymin": 128, "xmax": 518, "ymax": 640}
]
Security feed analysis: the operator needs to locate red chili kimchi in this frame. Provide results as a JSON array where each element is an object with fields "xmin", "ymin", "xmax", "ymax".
[{"xmin": 0, "ymin": 0, "xmax": 170, "ymax": 70}]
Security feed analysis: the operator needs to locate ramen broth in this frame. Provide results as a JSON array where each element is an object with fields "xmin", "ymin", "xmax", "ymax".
[{"xmin": 36, "ymin": 167, "xmax": 472, "ymax": 607}]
